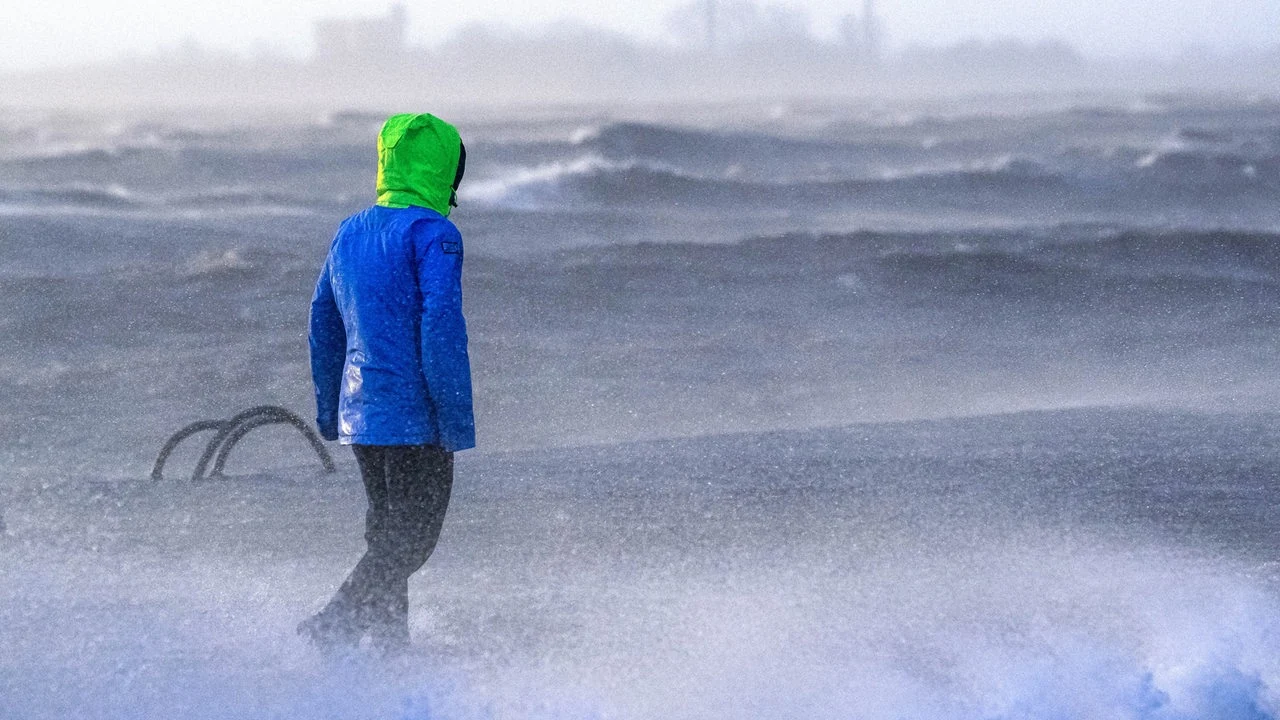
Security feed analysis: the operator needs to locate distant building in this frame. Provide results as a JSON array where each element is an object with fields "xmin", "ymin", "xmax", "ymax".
[
  {"xmin": 840, "ymin": 0, "xmax": 884, "ymax": 65},
  {"xmin": 314, "ymin": 3, "xmax": 408, "ymax": 63},
  {"xmin": 704, "ymin": 0, "xmax": 718, "ymax": 50},
  {"xmin": 861, "ymin": 0, "xmax": 883, "ymax": 64}
]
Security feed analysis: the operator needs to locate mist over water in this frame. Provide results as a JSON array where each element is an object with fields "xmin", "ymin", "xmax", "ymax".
[{"xmin": 1, "ymin": 93, "xmax": 1279, "ymax": 718}]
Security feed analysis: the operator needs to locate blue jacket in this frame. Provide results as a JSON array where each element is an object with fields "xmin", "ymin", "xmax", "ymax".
[{"xmin": 309, "ymin": 114, "xmax": 474, "ymax": 450}]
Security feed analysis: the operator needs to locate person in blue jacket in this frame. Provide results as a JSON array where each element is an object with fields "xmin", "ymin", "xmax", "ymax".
[{"xmin": 301, "ymin": 113, "xmax": 473, "ymax": 655}]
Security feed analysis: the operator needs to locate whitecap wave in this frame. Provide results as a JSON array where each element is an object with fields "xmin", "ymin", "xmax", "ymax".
[{"xmin": 461, "ymin": 154, "xmax": 687, "ymax": 208}]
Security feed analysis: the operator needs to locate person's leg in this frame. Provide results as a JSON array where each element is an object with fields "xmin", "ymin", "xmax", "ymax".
[
  {"xmin": 358, "ymin": 445, "xmax": 391, "ymax": 548},
  {"xmin": 299, "ymin": 444, "xmax": 392, "ymax": 649},
  {"xmin": 388, "ymin": 445, "xmax": 454, "ymax": 572},
  {"xmin": 365, "ymin": 444, "xmax": 453, "ymax": 651}
]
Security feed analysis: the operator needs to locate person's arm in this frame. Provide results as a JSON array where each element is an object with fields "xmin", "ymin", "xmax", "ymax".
[
  {"xmin": 415, "ymin": 222, "xmax": 476, "ymax": 451},
  {"xmin": 308, "ymin": 258, "xmax": 346, "ymax": 441}
]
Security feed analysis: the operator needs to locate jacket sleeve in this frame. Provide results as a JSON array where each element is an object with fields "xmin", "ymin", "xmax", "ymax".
[
  {"xmin": 415, "ymin": 222, "xmax": 476, "ymax": 451},
  {"xmin": 308, "ymin": 258, "xmax": 345, "ymax": 441}
]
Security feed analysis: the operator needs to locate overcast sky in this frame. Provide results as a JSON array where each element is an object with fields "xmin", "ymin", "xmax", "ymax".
[{"xmin": 2, "ymin": 0, "xmax": 1277, "ymax": 72}]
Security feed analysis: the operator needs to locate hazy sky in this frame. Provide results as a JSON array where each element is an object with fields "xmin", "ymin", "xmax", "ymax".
[{"xmin": 2, "ymin": 0, "xmax": 1277, "ymax": 71}]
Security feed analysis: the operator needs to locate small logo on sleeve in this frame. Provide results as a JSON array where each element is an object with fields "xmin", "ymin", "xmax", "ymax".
[{"xmin": 442, "ymin": 240, "xmax": 461, "ymax": 255}]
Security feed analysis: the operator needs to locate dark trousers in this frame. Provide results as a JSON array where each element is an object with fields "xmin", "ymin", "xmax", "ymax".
[{"xmin": 321, "ymin": 444, "xmax": 453, "ymax": 645}]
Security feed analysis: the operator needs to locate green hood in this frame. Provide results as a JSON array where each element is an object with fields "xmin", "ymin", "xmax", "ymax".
[{"xmin": 376, "ymin": 113, "xmax": 463, "ymax": 216}]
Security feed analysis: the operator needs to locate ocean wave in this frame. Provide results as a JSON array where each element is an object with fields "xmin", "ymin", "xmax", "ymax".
[
  {"xmin": 0, "ymin": 183, "xmax": 332, "ymax": 215},
  {"xmin": 14, "ymin": 183, "xmax": 145, "ymax": 208},
  {"xmin": 8, "ymin": 144, "xmax": 174, "ymax": 167},
  {"xmin": 579, "ymin": 121, "xmax": 850, "ymax": 158},
  {"xmin": 804, "ymin": 228, "xmax": 1280, "ymax": 310},
  {"xmin": 463, "ymin": 152, "xmax": 1072, "ymax": 209},
  {"xmin": 460, "ymin": 154, "xmax": 629, "ymax": 208},
  {"xmin": 1177, "ymin": 127, "xmax": 1235, "ymax": 144},
  {"xmin": 465, "ymin": 143, "xmax": 1280, "ymax": 216},
  {"xmin": 573, "ymin": 121, "xmax": 942, "ymax": 176},
  {"xmin": 167, "ymin": 186, "xmax": 324, "ymax": 208},
  {"xmin": 4, "ymin": 142, "xmax": 370, "ymax": 185},
  {"xmin": 561, "ymin": 120, "xmax": 1280, "ymax": 191},
  {"xmin": 1135, "ymin": 150, "xmax": 1280, "ymax": 184},
  {"xmin": 1044, "ymin": 229, "xmax": 1280, "ymax": 279}
]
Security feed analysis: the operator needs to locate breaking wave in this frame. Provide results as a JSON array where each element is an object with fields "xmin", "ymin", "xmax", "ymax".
[
  {"xmin": 575, "ymin": 121, "xmax": 868, "ymax": 165},
  {"xmin": 0, "ymin": 183, "xmax": 330, "ymax": 215},
  {"xmin": 461, "ymin": 120, "xmax": 1275, "ymax": 210},
  {"xmin": 16, "ymin": 183, "xmax": 143, "ymax": 208},
  {"xmin": 462, "ymin": 152, "xmax": 1075, "ymax": 210}
]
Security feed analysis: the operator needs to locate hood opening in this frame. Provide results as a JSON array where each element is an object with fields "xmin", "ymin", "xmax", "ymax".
[{"xmin": 449, "ymin": 141, "xmax": 466, "ymax": 208}]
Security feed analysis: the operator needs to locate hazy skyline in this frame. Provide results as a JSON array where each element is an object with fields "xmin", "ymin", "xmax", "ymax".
[{"xmin": 2, "ymin": 0, "xmax": 1277, "ymax": 72}]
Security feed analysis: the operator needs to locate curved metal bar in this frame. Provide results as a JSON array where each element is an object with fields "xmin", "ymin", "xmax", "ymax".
[
  {"xmin": 192, "ymin": 405, "xmax": 335, "ymax": 481},
  {"xmin": 151, "ymin": 419, "xmax": 228, "ymax": 480},
  {"xmin": 210, "ymin": 413, "xmax": 336, "ymax": 478},
  {"xmin": 209, "ymin": 415, "xmax": 281, "ymax": 476},
  {"xmin": 191, "ymin": 405, "xmax": 289, "ymax": 481}
]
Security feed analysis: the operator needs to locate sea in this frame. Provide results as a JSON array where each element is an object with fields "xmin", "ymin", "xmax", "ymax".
[{"xmin": 1, "ymin": 93, "xmax": 1279, "ymax": 719}]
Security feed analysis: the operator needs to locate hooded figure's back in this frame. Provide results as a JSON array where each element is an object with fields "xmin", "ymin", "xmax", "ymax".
[{"xmin": 308, "ymin": 114, "xmax": 474, "ymax": 451}]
